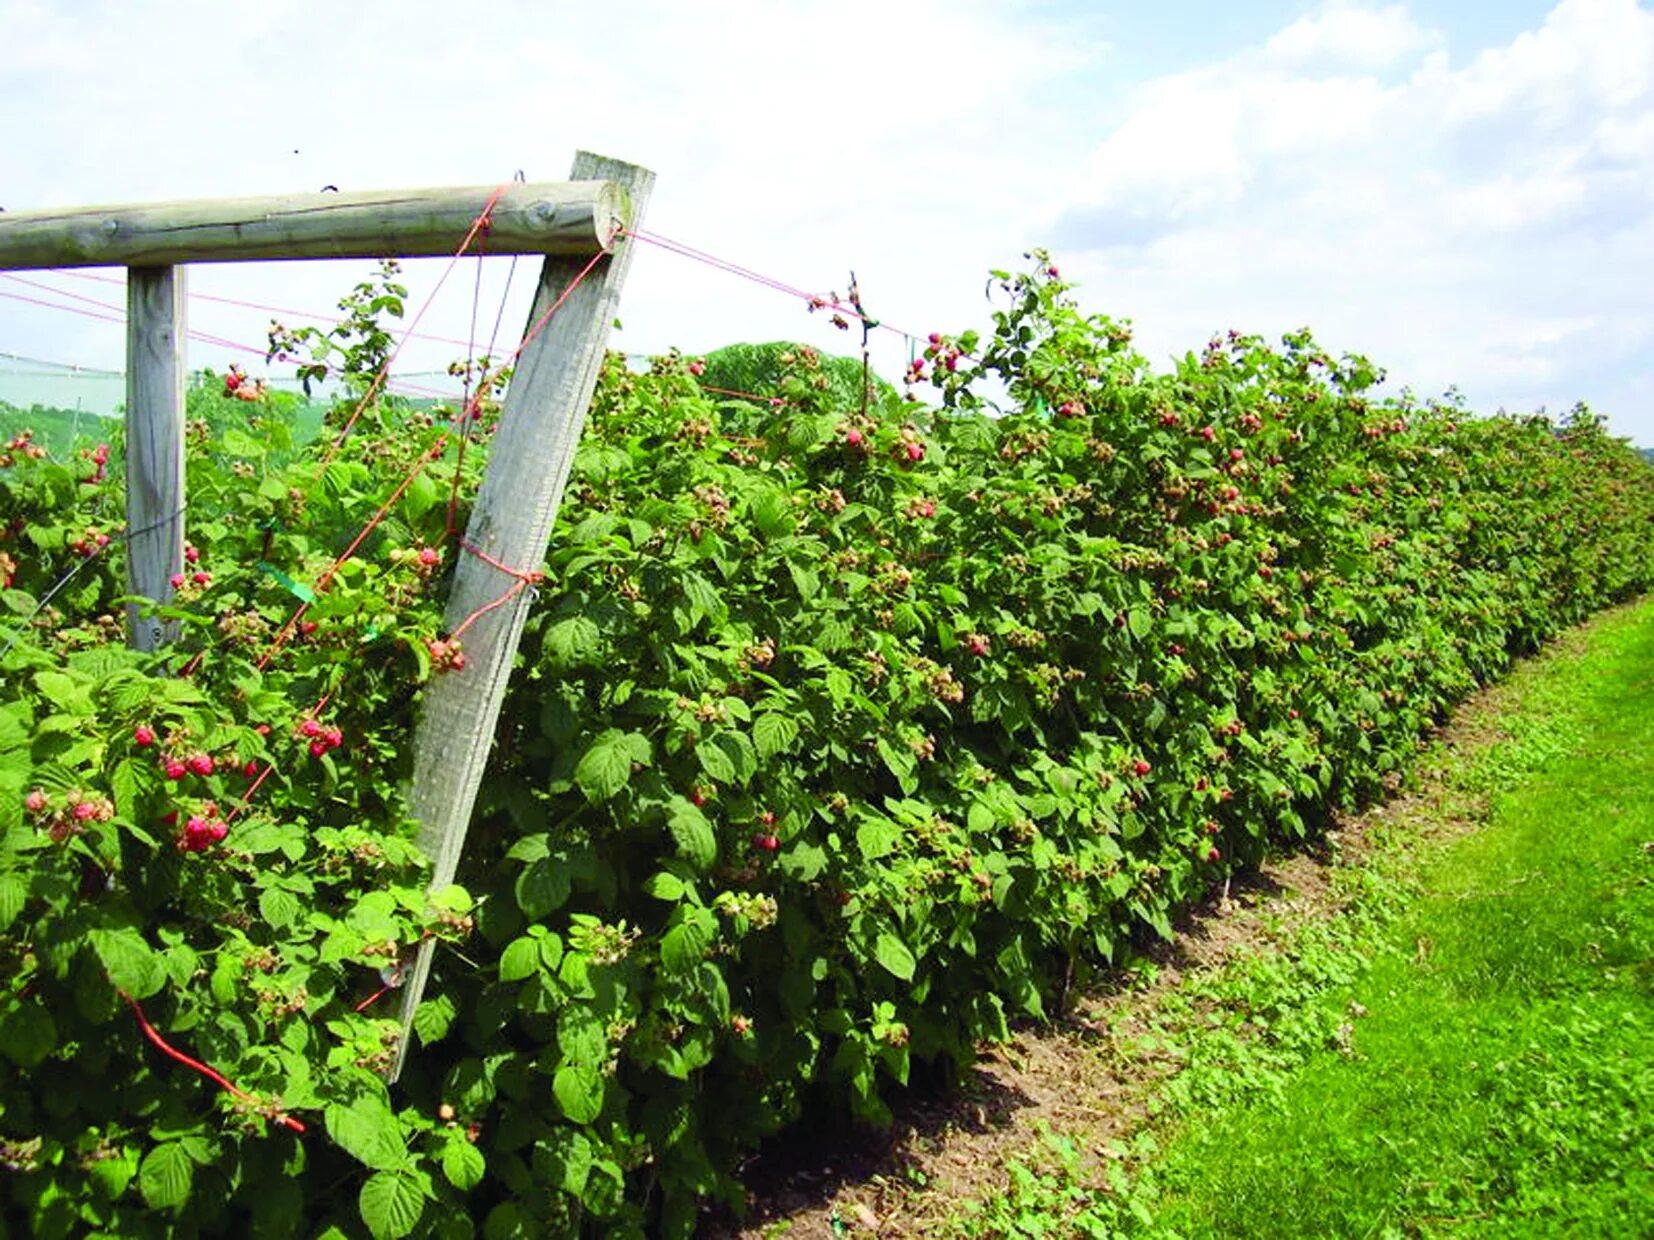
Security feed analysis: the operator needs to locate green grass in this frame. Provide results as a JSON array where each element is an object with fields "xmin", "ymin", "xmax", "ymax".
[
  {"xmin": 1145, "ymin": 600, "xmax": 1654, "ymax": 1237},
  {"xmin": 939, "ymin": 599, "xmax": 1654, "ymax": 1239}
]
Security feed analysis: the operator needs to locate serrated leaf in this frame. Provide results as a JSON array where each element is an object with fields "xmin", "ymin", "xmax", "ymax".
[
  {"xmin": 0, "ymin": 998, "xmax": 55, "ymax": 1071},
  {"xmin": 642, "ymin": 871, "xmax": 687, "ymax": 901},
  {"xmin": 412, "ymin": 993, "xmax": 456, "ymax": 1046},
  {"xmin": 359, "ymin": 1169, "xmax": 427, "ymax": 1240},
  {"xmin": 666, "ymin": 799, "xmax": 716, "ymax": 871},
  {"xmin": 259, "ymin": 887, "xmax": 301, "ymax": 931},
  {"xmin": 498, "ymin": 937, "xmax": 542, "ymax": 983},
  {"xmin": 91, "ymin": 926, "xmax": 165, "ymax": 999},
  {"xmin": 552, "ymin": 1063, "xmax": 606, "ymax": 1124},
  {"xmin": 88, "ymin": 1146, "xmax": 139, "ymax": 1201},
  {"xmin": 138, "ymin": 1141, "xmax": 194, "ymax": 1210},
  {"xmin": 659, "ymin": 906, "xmax": 716, "ymax": 974},
  {"xmin": 750, "ymin": 486, "xmax": 794, "ymax": 539},
  {"xmin": 753, "ymin": 711, "xmax": 799, "ymax": 759},
  {"xmin": 0, "ymin": 871, "xmax": 26, "ymax": 933},
  {"xmin": 680, "ymin": 571, "xmax": 721, "ymax": 625},
  {"xmin": 325, "ymin": 1095, "xmax": 408, "ymax": 1172},
  {"xmin": 856, "ymin": 817, "xmax": 901, "ymax": 862},
  {"xmin": 575, "ymin": 730, "xmax": 644, "ymax": 802},
  {"xmin": 0, "ymin": 708, "xmax": 26, "ymax": 753},
  {"xmin": 874, "ymin": 933, "xmax": 917, "ymax": 982},
  {"xmin": 544, "ymin": 616, "xmax": 601, "ymax": 668},
  {"xmin": 441, "ymin": 1138, "xmax": 486, "ymax": 1192},
  {"xmin": 515, "ymin": 858, "xmax": 570, "ymax": 918},
  {"xmin": 777, "ymin": 841, "xmax": 827, "ymax": 882},
  {"xmin": 696, "ymin": 739, "xmax": 735, "ymax": 785},
  {"xmin": 557, "ymin": 1007, "xmax": 607, "ymax": 1065}
]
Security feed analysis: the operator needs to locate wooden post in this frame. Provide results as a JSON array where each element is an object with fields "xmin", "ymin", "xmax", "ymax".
[
  {"xmin": 125, "ymin": 267, "xmax": 187, "ymax": 650},
  {"xmin": 0, "ymin": 182, "xmax": 621, "ymax": 269},
  {"xmin": 391, "ymin": 153, "xmax": 654, "ymax": 1077}
]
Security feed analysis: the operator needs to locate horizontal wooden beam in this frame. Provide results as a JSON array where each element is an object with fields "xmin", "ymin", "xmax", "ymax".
[{"xmin": 0, "ymin": 181, "xmax": 627, "ymax": 270}]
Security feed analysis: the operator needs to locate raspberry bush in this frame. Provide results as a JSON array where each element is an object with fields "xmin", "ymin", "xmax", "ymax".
[{"xmin": 3, "ymin": 255, "xmax": 1652, "ymax": 1237}]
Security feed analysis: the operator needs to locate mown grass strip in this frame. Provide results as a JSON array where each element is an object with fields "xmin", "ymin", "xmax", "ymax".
[
  {"xmin": 940, "ymin": 597, "xmax": 1654, "ymax": 1239},
  {"xmin": 1147, "ymin": 598, "xmax": 1654, "ymax": 1237}
]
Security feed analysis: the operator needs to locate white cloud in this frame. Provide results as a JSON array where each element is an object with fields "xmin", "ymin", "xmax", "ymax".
[
  {"xmin": 1259, "ymin": 1, "xmax": 1440, "ymax": 71},
  {"xmin": 1, "ymin": 1, "xmax": 1651, "ymax": 445},
  {"xmin": 1048, "ymin": 0, "xmax": 1654, "ymax": 442}
]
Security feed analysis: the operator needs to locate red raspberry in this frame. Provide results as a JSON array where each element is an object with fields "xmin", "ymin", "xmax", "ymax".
[
  {"xmin": 133, "ymin": 724, "xmax": 156, "ymax": 747},
  {"xmin": 299, "ymin": 719, "xmax": 323, "ymax": 739},
  {"xmin": 24, "ymin": 789, "xmax": 47, "ymax": 814},
  {"xmin": 163, "ymin": 759, "xmax": 187, "ymax": 781},
  {"xmin": 309, "ymin": 739, "xmax": 329, "ymax": 758},
  {"xmin": 187, "ymin": 753, "xmax": 214, "ymax": 777}
]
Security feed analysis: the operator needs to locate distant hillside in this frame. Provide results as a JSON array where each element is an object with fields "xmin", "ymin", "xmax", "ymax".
[
  {"xmin": 0, "ymin": 400, "xmax": 115, "ymax": 456},
  {"xmin": 1641, "ymin": 446, "xmax": 1654, "ymax": 466}
]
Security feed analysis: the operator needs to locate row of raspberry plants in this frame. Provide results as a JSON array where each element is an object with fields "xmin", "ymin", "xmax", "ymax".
[{"xmin": 3, "ymin": 256, "xmax": 1652, "ymax": 1237}]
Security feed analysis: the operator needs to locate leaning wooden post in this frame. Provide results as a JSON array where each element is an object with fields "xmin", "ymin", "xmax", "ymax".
[
  {"xmin": 124, "ymin": 267, "xmax": 187, "ymax": 650},
  {"xmin": 391, "ymin": 153, "xmax": 654, "ymax": 1077}
]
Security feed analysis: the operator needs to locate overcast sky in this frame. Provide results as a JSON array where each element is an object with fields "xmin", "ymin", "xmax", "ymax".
[{"xmin": 1, "ymin": 0, "xmax": 1650, "ymax": 444}]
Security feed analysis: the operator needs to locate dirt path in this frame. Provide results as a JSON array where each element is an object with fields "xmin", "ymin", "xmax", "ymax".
[{"xmin": 704, "ymin": 623, "xmax": 1590, "ymax": 1238}]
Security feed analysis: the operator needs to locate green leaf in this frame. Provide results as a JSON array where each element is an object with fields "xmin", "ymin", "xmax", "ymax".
[
  {"xmin": 0, "ymin": 707, "xmax": 27, "ymax": 753},
  {"xmin": 874, "ymin": 933, "xmax": 917, "ymax": 982},
  {"xmin": 359, "ymin": 1168, "xmax": 427, "ymax": 1240},
  {"xmin": 412, "ymin": 993, "xmax": 457, "ymax": 1046},
  {"xmin": 138, "ymin": 1141, "xmax": 194, "ymax": 1210},
  {"xmin": 659, "ymin": 906, "xmax": 716, "ymax": 974},
  {"xmin": 696, "ymin": 739, "xmax": 736, "ymax": 785},
  {"xmin": 750, "ymin": 486, "xmax": 794, "ymax": 538},
  {"xmin": 575, "ymin": 729, "xmax": 646, "ymax": 802},
  {"xmin": 0, "ymin": 871, "xmax": 26, "ymax": 933},
  {"xmin": 515, "ymin": 858, "xmax": 571, "ymax": 918},
  {"xmin": 498, "ymin": 937, "xmax": 542, "ymax": 983},
  {"xmin": 642, "ymin": 871, "xmax": 687, "ymax": 901},
  {"xmin": 544, "ymin": 616, "xmax": 601, "ymax": 668},
  {"xmin": 0, "ymin": 1000, "xmax": 56, "ymax": 1068},
  {"xmin": 91, "ymin": 926, "xmax": 164, "ymax": 999},
  {"xmin": 680, "ymin": 571, "xmax": 721, "ymax": 625},
  {"xmin": 557, "ymin": 1007, "xmax": 608, "ymax": 1065},
  {"xmin": 552, "ymin": 1063, "xmax": 606, "ymax": 1124},
  {"xmin": 441, "ymin": 1137, "xmax": 486, "ymax": 1192},
  {"xmin": 666, "ymin": 799, "xmax": 716, "ymax": 871},
  {"xmin": 856, "ymin": 816, "xmax": 901, "ymax": 862},
  {"xmin": 777, "ymin": 841, "xmax": 827, "ymax": 882},
  {"xmin": 259, "ymin": 887, "xmax": 302, "ymax": 932},
  {"xmin": 325, "ymin": 1095, "xmax": 409, "ymax": 1172},
  {"xmin": 753, "ymin": 711, "xmax": 799, "ymax": 759},
  {"xmin": 88, "ymin": 1146, "xmax": 139, "ymax": 1201}
]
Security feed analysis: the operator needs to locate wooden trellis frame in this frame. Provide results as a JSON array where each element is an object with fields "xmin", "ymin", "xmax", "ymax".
[{"xmin": 0, "ymin": 151, "xmax": 656, "ymax": 1077}]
